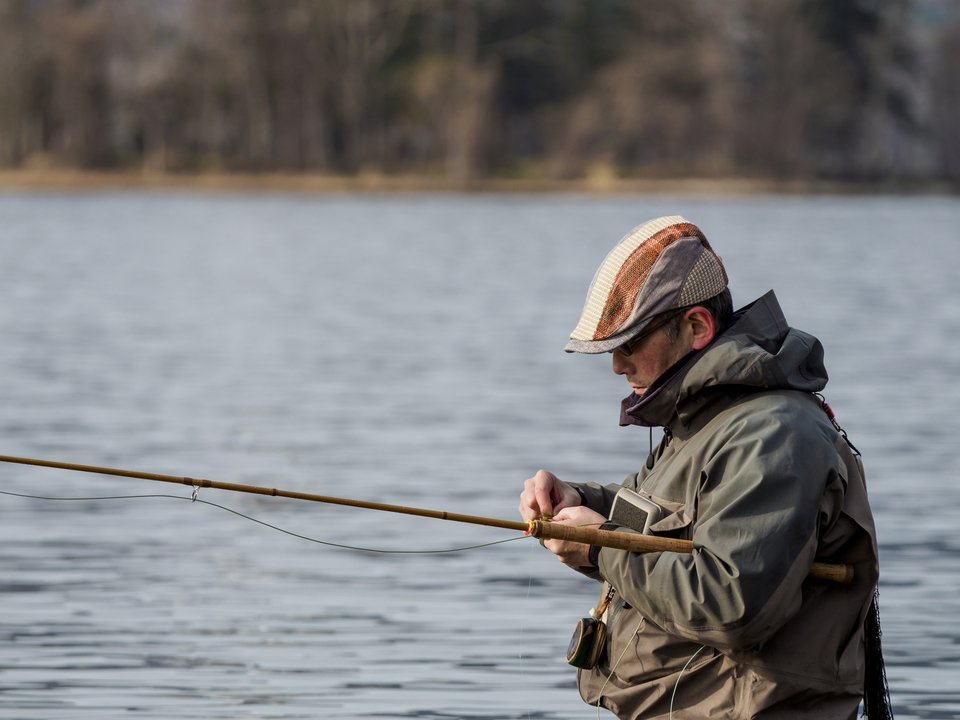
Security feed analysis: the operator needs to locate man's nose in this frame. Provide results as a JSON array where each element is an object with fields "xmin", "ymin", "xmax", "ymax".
[{"xmin": 611, "ymin": 349, "xmax": 630, "ymax": 375}]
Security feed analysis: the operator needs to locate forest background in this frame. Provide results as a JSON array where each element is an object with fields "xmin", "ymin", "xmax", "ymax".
[{"xmin": 1, "ymin": 0, "xmax": 958, "ymax": 190}]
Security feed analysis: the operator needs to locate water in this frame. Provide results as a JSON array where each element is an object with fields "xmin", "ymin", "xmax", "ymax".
[{"xmin": 0, "ymin": 191, "xmax": 957, "ymax": 719}]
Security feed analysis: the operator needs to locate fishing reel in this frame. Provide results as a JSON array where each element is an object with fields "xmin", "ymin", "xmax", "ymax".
[
  {"xmin": 566, "ymin": 614, "xmax": 607, "ymax": 669},
  {"xmin": 567, "ymin": 582, "xmax": 617, "ymax": 669}
]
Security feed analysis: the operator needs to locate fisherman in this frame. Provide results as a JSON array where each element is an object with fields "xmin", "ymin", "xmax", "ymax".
[{"xmin": 519, "ymin": 216, "xmax": 884, "ymax": 719}]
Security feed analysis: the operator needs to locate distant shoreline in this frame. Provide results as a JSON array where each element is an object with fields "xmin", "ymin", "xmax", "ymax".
[{"xmin": 0, "ymin": 168, "xmax": 955, "ymax": 196}]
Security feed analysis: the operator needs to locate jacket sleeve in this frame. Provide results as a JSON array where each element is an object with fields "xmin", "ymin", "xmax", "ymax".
[
  {"xmin": 571, "ymin": 479, "xmax": 623, "ymax": 517},
  {"xmin": 596, "ymin": 402, "xmax": 840, "ymax": 651}
]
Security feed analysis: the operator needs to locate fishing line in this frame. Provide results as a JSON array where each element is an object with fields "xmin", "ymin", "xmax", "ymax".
[
  {"xmin": 0, "ymin": 490, "xmax": 530, "ymax": 555},
  {"xmin": 519, "ymin": 572, "xmax": 536, "ymax": 720},
  {"xmin": 669, "ymin": 644, "xmax": 707, "ymax": 719}
]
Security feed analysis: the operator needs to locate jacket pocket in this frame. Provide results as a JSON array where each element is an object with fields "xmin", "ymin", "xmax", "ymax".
[{"xmin": 641, "ymin": 492, "xmax": 694, "ymax": 539}]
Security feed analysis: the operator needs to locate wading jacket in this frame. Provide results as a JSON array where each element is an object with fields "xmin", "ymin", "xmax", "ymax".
[{"xmin": 573, "ymin": 291, "xmax": 879, "ymax": 720}]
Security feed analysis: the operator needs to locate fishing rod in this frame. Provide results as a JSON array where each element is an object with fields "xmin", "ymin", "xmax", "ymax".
[{"xmin": 0, "ymin": 453, "xmax": 854, "ymax": 584}]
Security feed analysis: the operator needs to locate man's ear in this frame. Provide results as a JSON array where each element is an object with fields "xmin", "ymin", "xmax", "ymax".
[{"xmin": 685, "ymin": 307, "xmax": 716, "ymax": 350}]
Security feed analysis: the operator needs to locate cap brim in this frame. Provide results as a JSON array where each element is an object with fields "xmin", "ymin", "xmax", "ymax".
[
  {"xmin": 564, "ymin": 337, "xmax": 620, "ymax": 354},
  {"xmin": 564, "ymin": 319, "xmax": 656, "ymax": 354}
]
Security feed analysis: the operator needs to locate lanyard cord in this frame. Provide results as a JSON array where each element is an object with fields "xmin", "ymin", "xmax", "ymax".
[{"xmin": 595, "ymin": 617, "xmax": 645, "ymax": 720}]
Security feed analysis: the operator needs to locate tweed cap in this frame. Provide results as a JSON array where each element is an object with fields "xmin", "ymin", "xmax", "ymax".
[{"xmin": 565, "ymin": 216, "xmax": 727, "ymax": 354}]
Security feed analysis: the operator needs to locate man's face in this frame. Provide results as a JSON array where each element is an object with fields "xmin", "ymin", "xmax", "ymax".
[{"xmin": 611, "ymin": 323, "xmax": 691, "ymax": 396}]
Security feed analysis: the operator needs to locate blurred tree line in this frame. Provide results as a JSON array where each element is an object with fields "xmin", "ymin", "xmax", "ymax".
[{"xmin": 0, "ymin": 0, "xmax": 957, "ymax": 184}]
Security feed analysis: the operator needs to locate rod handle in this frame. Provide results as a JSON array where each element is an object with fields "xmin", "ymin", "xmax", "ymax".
[
  {"xmin": 808, "ymin": 561, "xmax": 855, "ymax": 584},
  {"xmin": 527, "ymin": 520, "xmax": 854, "ymax": 584},
  {"xmin": 529, "ymin": 519, "xmax": 693, "ymax": 554}
]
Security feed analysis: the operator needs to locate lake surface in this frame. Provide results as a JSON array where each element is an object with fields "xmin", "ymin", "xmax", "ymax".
[{"xmin": 0, "ymin": 191, "xmax": 957, "ymax": 719}]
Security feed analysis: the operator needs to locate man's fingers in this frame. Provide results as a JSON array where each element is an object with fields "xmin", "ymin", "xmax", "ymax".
[
  {"xmin": 535, "ymin": 485, "xmax": 555, "ymax": 517},
  {"xmin": 520, "ymin": 469, "xmax": 562, "ymax": 519},
  {"xmin": 541, "ymin": 537, "xmax": 590, "ymax": 568},
  {"xmin": 518, "ymin": 495, "xmax": 539, "ymax": 522}
]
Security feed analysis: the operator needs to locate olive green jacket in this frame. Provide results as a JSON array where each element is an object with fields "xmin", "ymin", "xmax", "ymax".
[{"xmin": 574, "ymin": 291, "xmax": 879, "ymax": 719}]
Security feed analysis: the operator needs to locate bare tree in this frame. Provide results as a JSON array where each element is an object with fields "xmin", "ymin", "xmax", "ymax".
[
  {"xmin": 0, "ymin": 0, "xmax": 947, "ymax": 182},
  {"xmin": 930, "ymin": 18, "xmax": 960, "ymax": 180},
  {"xmin": 547, "ymin": 0, "xmax": 737, "ymax": 179},
  {"xmin": 0, "ymin": 0, "xmax": 34, "ymax": 165}
]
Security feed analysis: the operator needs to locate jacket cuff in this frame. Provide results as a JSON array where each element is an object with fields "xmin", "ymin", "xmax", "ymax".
[
  {"xmin": 574, "ymin": 485, "xmax": 588, "ymax": 506},
  {"xmin": 587, "ymin": 521, "xmax": 620, "ymax": 569},
  {"xmin": 588, "ymin": 544, "xmax": 602, "ymax": 568}
]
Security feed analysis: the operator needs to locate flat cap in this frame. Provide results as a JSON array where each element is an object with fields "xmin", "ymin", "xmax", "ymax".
[{"xmin": 565, "ymin": 215, "xmax": 728, "ymax": 354}]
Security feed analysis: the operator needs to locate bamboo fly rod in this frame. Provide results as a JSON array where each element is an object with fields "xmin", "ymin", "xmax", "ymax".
[{"xmin": 0, "ymin": 453, "xmax": 854, "ymax": 584}]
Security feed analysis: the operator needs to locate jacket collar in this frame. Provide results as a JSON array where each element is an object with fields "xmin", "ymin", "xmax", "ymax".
[
  {"xmin": 618, "ymin": 290, "xmax": 827, "ymax": 436},
  {"xmin": 618, "ymin": 350, "xmax": 700, "ymax": 430}
]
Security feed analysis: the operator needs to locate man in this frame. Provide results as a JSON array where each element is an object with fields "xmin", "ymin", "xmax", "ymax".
[{"xmin": 519, "ymin": 216, "xmax": 881, "ymax": 719}]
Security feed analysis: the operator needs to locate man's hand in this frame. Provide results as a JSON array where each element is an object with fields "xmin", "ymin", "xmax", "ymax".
[
  {"xmin": 519, "ymin": 469, "xmax": 582, "ymax": 521},
  {"xmin": 542, "ymin": 505, "xmax": 608, "ymax": 568},
  {"xmin": 519, "ymin": 471, "xmax": 608, "ymax": 569}
]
